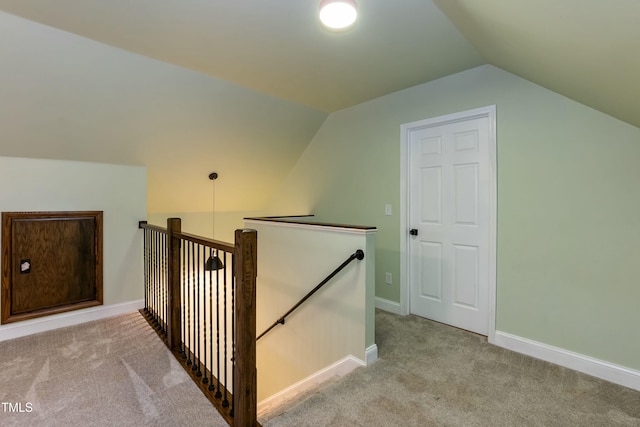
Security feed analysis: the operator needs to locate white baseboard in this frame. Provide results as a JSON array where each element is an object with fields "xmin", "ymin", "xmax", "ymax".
[
  {"xmin": 258, "ymin": 354, "xmax": 366, "ymax": 417},
  {"xmin": 365, "ymin": 344, "xmax": 378, "ymax": 365},
  {"xmin": 0, "ymin": 299, "xmax": 144, "ymax": 342},
  {"xmin": 375, "ymin": 297, "xmax": 402, "ymax": 315},
  {"xmin": 494, "ymin": 330, "xmax": 640, "ymax": 392}
]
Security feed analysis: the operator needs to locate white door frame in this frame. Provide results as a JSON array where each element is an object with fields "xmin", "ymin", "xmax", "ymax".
[{"xmin": 400, "ymin": 105, "xmax": 497, "ymax": 343}]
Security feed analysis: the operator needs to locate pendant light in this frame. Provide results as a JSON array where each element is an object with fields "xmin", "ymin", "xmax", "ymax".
[
  {"xmin": 319, "ymin": 0, "xmax": 358, "ymax": 30},
  {"xmin": 205, "ymin": 172, "xmax": 224, "ymax": 271}
]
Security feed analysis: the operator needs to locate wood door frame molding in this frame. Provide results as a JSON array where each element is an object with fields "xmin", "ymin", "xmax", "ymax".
[
  {"xmin": 1, "ymin": 211, "xmax": 103, "ymax": 324},
  {"xmin": 399, "ymin": 105, "xmax": 497, "ymax": 343}
]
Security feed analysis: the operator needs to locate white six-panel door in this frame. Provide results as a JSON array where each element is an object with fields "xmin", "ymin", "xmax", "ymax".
[{"xmin": 408, "ymin": 114, "xmax": 490, "ymax": 335}]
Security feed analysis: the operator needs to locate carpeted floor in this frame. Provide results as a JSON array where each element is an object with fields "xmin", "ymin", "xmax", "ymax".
[
  {"xmin": 1, "ymin": 310, "xmax": 639, "ymax": 426},
  {"xmin": 261, "ymin": 310, "xmax": 640, "ymax": 426},
  {"xmin": 0, "ymin": 313, "xmax": 227, "ymax": 427}
]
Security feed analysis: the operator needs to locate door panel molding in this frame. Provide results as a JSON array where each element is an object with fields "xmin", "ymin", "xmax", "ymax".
[
  {"xmin": 400, "ymin": 105, "xmax": 497, "ymax": 343},
  {"xmin": 1, "ymin": 211, "xmax": 103, "ymax": 324}
]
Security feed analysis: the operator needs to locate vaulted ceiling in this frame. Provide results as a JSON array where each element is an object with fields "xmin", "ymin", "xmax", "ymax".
[
  {"xmin": 0, "ymin": 0, "xmax": 485, "ymax": 113},
  {"xmin": 0, "ymin": 0, "xmax": 637, "ymax": 126},
  {"xmin": 435, "ymin": 0, "xmax": 640, "ymax": 129},
  {"xmin": 1, "ymin": 0, "xmax": 638, "ymax": 213}
]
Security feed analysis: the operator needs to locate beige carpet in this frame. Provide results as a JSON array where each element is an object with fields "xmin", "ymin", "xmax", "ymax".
[
  {"xmin": 2, "ymin": 310, "xmax": 640, "ymax": 426},
  {"xmin": 261, "ymin": 310, "xmax": 640, "ymax": 426},
  {"xmin": 0, "ymin": 313, "xmax": 227, "ymax": 427}
]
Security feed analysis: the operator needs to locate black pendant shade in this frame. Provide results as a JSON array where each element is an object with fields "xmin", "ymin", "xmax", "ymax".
[{"xmin": 205, "ymin": 252, "xmax": 224, "ymax": 271}]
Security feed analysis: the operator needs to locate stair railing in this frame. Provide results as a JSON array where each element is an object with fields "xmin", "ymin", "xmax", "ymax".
[
  {"xmin": 139, "ymin": 218, "xmax": 258, "ymax": 427},
  {"xmin": 257, "ymin": 249, "xmax": 364, "ymax": 341}
]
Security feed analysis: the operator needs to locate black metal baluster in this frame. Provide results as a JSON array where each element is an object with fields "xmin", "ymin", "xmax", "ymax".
[
  {"xmin": 229, "ymin": 252, "xmax": 235, "ymax": 416},
  {"xmin": 194, "ymin": 244, "xmax": 202, "ymax": 376},
  {"xmin": 162, "ymin": 232, "xmax": 167, "ymax": 334},
  {"xmin": 222, "ymin": 250, "xmax": 229, "ymax": 408},
  {"xmin": 153, "ymin": 231, "xmax": 158, "ymax": 323},
  {"xmin": 149, "ymin": 231, "xmax": 154, "ymax": 322},
  {"xmin": 147, "ymin": 229, "xmax": 151, "ymax": 315},
  {"xmin": 215, "ymin": 255, "xmax": 222, "ymax": 398},
  {"xmin": 202, "ymin": 246, "xmax": 209, "ymax": 384},
  {"xmin": 154, "ymin": 230, "xmax": 159, "ymax": 326},
  {"xmin": 143, "ymin": 229, "xmax": 148, "ymax": 314},
  {"xmin": 143, "ymin": 229, "xmax": 146, "ymax": 313},
  {"xmin": 192, "ymin": 241, "xmax": 197, "ymax": 367},
  {"xmin": 153, "ymin": 230, "xmax": 158, "ymax": 326},
  {"xmin": 186, "ymin": 241, "xmax": 193, "ymax": 366},
  {"xmin": 180, "ymin": 240, "xmax": 187, "ymax": 359},
  {"xmin": 157, "ymin": 231, "xmax": 162, "ymax": 329},
  {"xmin": 158, "ymin": 232, "xmax": 162, "ymax": 330},
  {"xmin": 208, "ymin": 253, "xmax": 214, "ymax": 389},
  {"xmin": 162, "ymin": 234, "xmax": 169, "ymax": 336}
]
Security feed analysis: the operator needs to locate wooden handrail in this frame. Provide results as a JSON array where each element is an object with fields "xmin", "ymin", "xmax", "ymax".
[
  {"xmin": 174, "ymin": 230, "xmax": 235, "ymax": 253},
  {"xmin": 138, "ymin": 220, "xmax": 168, "ymax": 234},
  {"xmin": 138, "ymin": 221, "xmax": 234, "ymax": 252},
  {"xmin": 138, "ymin": 222, "xmax": 235, "ymax": 253}
]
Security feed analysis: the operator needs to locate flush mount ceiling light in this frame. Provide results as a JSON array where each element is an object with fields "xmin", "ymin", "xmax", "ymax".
[{"xmin": 319, "ymin": 0, "xmax": 357, "ymax": 31}]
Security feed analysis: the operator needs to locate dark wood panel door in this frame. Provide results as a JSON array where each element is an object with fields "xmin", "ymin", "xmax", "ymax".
[{"xmin": 2, "ymin": 211, "xmax": 103, "ymax": 324}]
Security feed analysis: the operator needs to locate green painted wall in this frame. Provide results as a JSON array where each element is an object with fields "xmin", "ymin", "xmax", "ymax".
[{"xmin": 266, "ymin": 65, "xmax": 640, "ymax": 371}]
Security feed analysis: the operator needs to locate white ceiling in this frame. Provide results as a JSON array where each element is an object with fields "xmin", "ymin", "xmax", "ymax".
[
  {"xmin": 1, "ymin": 0, "xmax": 637, "ymax": 126},
  {"xmin": 435, "ymin": 0, "xmax": 640, "ymax": 129},
  {"xmin": 0, "ymin": 0, "xmax": 637, "ymax": 124},
  {"xmin": 1, "ymin": 0, "xmax": 638, "ymax": 215},
  {"xmin": 0, "ymin": 0, "xmax": 482, "ymax": 113}
]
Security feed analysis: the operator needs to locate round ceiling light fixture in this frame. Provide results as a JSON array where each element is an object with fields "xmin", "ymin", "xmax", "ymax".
[{"xmin": 319, "ymin": 0, "xmax": 358, "ymax": 31}]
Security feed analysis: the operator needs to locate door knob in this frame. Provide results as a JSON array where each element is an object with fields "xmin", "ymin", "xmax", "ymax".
[{"xmin": 409, "ymin": 229, "xmax": 418, "ymax": 236}]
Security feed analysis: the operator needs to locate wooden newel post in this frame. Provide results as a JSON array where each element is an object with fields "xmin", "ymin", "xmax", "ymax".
[
  {"xmin": 166, "ymin": 218, "xmax": 182, "ymax": 351},
  {"xmin": 233, "ymin": 229, "xmax": 258, "ymax": 427}
]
